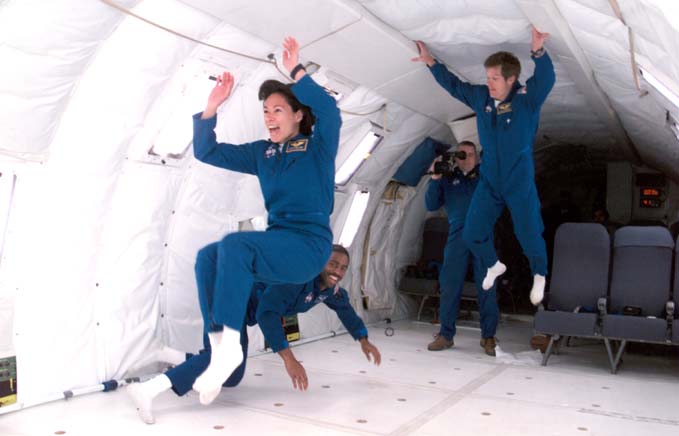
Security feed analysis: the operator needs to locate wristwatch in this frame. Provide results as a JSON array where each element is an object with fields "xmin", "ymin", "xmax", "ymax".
[
  {"xmin": 290, "ymin": 63, "xmax": 306, "ymax": 80},
  {"xmin": 530, "ymin": 47, "xmax": 546, "ymax": 58}
]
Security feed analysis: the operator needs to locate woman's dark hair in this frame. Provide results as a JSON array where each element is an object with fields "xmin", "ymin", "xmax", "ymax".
[
  {"xmin": 258, "ymin": 80, "xmax": 315, "ymax": 136},
  {"xmin": 332, "ymin": 244, "xmax": 350, "ymax": 263}
]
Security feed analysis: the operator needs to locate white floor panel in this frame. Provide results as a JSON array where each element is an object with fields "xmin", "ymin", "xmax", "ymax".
[
  {"xmin": 413, "ymin": 395, "xmax": 679, "ymax": 436},
  {"xmin": 1, "ymin": 319, "xmax": 677, "ymax": 436},
  {"xmin": 213, "ymin": 358, "xmax": 451, "ymax": 434},
  {"xmin": 255, "ymin": 323, "xmax": 500, "ymax": 392},
  {"xmin": 471, "ymin": 366, "xmax": 679, "ymax": 422}
]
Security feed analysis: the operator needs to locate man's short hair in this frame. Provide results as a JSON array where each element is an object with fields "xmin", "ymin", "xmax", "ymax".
[
  {"xmin": 484, "ymin": 51, "xmax": 521, "ymax": 81},
  {"xmin": 332, "ymin": 244, "xmax": 350, "ymax": 263},
  {"xmin": 457, "ymin": 140, "xmax": 478, "ymax": 155}
]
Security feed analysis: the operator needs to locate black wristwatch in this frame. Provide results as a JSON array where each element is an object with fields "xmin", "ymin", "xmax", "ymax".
[
  {"xmin": 290, "ymin": 63, "xmax": 306, "ymax": 80},
  {"xmin": 530, "ymin": 47, "xmax": 546, "ymax": 58}
]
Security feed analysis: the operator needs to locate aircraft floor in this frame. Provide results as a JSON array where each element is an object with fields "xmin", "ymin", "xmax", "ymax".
[{"xmin": 2, "ymin": 318, "xmax": 678, "ymax": 435}]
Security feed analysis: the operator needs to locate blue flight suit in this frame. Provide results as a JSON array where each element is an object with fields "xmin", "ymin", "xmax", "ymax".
[
  {"xmin": 427, "ymin": 52, "xmax": 556, "ymax": 276},
  {"xmin": 425, "ymin": 166, "xmax": 498, "ymax": 340},
  {"xmin": 192, "ymin": 74, "xmax": 341, "ymax": 334},
  {"xmin": 165, "ymin": 276, "xmax": 367, "ymax": 395}
]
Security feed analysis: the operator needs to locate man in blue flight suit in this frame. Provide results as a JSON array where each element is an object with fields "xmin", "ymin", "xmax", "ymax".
[
  {"xmin": 190, "ymin": 37, "xmax": 341, "ymax": 400},
  {"xmin": 424, "ymin": 141, "xmax": 499, "ymax": 356},
  {"xmin": 412, "ymin": 26, "xmax": 555, "ymax": 306},
  {"xmin": 127, "ymin": 245, "xmax": 381, "ymax": 424}
]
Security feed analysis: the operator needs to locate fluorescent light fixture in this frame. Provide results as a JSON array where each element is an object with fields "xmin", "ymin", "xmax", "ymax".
[
  {"xmin": 648, "ymin": 1, "xmax": 679, "ymax": 32},
  {"xmin": 0, "ymin": 172, "xmax": 17, "ymax": 262},
  {"xmin": 639, "ymin": 66, "xmax": 679, "ymax": 110},
  {"xmin": 338, "ymin": 190, "xmax": 370, "ymax": 247},
  {"xmin": 304, "ymin": 62, "xmax": 321, "ymax": 76},
  {"xmin": 335, "ymin": 131, "xmax": 383, "ymax": 185},
  {"xmin": 149, "ymin": 111, "xmax": 192, "ymax": 158}
]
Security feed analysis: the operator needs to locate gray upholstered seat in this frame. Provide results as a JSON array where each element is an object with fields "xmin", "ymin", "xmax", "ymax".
[
  {"xmin": 399, "ymin": 216, "xmax": 480, "ymax": 320},
  {"xmin": 534, "ymin": 223, "xmax": 610, "ymax": 366},
  {"xmin": 602, "ymin": 226, "xmax": 674, "ymax": 373},
  {"xmin": 672, "ymin": 236, "xmax": 679, "ymax": 345}
]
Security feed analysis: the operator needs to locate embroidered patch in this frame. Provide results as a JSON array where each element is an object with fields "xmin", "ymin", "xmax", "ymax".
[
  {"xmin": 265, "ymin": 144, "xmax": 277, "ymax": 159},
  {"xmin": 485, "ymin": 105, "xmax": 492, "ymax": 113},
  {"xmin": 452, "ymin": 178, "xmax": 461, "ymax": 186},
  {"xmin": 315, "ymin": 295, "xmax": 328, "ymax": 304},
  {"xmin": 304, "ymin": 292, "xmax": 314, "ymax": 303},
  {"xmin": 497, "ymin": 102, "xmax": 513, "ymax": 115},
  {"xmin": 286, "ymin": 138, "xmax": 308, "ymax": 153}
]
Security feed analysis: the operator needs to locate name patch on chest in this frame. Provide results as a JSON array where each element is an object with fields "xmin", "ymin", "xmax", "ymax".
[
  {"xmin": 497, "ymin": 102, "xmax": 513, "ymax": 115},
  {"xmin": 286, "ymin": 138, "xmax": 308, "ymax": 153}
]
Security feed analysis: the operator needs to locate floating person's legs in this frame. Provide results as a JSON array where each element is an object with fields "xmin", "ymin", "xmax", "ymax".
[
  {"xmin": 462, "ymin": 179, "xmax": 505, "ymax": 290},
  {"xmin": 193, "ymin": 230, "xmax": 331, "ymax": 404},
  {"xmin": 128, "ymin": 329, "xmax": 249, "ymax": 424}
]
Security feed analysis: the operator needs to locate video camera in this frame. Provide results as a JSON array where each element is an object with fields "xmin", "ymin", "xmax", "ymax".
[{"xmin": 433, "ymin": 150, "xmax": 467, "ymax": 177}]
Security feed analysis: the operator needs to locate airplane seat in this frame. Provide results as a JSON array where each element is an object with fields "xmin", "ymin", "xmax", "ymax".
[
  {"xmin": 398, "ymin": 216, "xmax": 477, "ymax": 320},
  {"xmin": 534, "ymin": 223, "xmax": 611, "ymax": 366},
  {"xmin": 671, "ymin": 234, "xmax": 679, "ymax": 345},
  {"xmin": 601, "ymin": 226, "xmax": 674, "ymax": 373}
]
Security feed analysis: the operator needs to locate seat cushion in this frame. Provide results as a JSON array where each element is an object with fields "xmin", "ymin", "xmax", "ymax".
[
  {"xmin": 534, "ymin": 310, "xmax": 598, "ymax": 337},
  {"xmin": 602, "ymin": 314, "xmax": 668, "ymax": 342}
]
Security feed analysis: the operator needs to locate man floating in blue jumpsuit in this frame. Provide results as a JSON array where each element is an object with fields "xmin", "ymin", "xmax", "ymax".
[
  {"xmin": 127, "ymin": 245, "xmax": 381, "ymax": 424},
  {"xmin": 412, "ymin": 26, "xmax": 555, "ymax": 306},
  {"xmin": 424, "ymin": 141, "xmax": 499, "ymax": 356},
  {"xmin": 190, "ymin": 37, "xmax": 341, "ymax": 402}
]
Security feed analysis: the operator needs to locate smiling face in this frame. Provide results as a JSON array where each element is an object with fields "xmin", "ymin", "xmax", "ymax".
[
  {"xmin": 486, "ymin": 65, "xmax": 516, "ymax": 101},
  {"xmin": 320, "ymin": 251, "xmax": 350, "ymax": 289},
  {"xmin": 263, "ymin": 93, "xmax": 303, "ymax": 144}
]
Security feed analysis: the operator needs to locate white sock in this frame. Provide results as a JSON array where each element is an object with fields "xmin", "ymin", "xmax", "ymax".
[
  {"xmin": 199, "ymin": 387, "xmax": 223, "ymax": 406},
  {"xmin": 530, "ymin": 274, "xmax": 546, "ymax": 306},
  {"xmin": 482, "ymin": 261, "xmax": 506, "ymax": 290},
  {"xmin": 192, "ymin": 328, "xmax": 242, "ymax": 405},
  {"xmin": 127, "ymin": 374, "xmax": 172, "ymax": 425}
]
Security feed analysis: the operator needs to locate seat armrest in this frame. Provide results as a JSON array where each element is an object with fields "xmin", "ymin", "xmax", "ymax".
[{"xmin": 667, "ymin": 301, "xmax": 675, "ymax": 318}]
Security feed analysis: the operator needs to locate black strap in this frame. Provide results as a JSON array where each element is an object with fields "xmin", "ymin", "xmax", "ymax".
[{"xmin": 290, "ymin": 63, "xmax": 306, "ymax": 80}]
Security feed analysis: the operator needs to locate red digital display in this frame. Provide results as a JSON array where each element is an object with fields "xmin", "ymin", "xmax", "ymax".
[{"xmin": 641, "ymin": 188, "xmax": 661, "ymax": 197}]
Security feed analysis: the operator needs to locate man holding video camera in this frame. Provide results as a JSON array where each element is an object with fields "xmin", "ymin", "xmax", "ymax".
[{"xmin": 425, "ymin": 141, "xmax": 499, "ymax": 356}]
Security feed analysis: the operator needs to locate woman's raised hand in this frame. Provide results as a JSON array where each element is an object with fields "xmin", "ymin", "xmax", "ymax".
[
  {"xmin": 202, "ymin": 72, "xmax": 235, "ymax": 119},
  {"xmin": 282, "ymin": 36, "xmax": 305, "ymax": 80}
]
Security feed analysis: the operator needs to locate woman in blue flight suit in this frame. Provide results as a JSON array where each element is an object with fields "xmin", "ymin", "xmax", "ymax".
[
  {"xmin": 412, "ymin": 27, "xmax": 555, "ymax": 306},
  {"xmin": 424, "ymin": 142, "xmax": 499, "ymax": 356},
  {"xmin": 190, "ymin": 37, "xmax": 341, "ymax": 399},
  {"xmin": 128, "ymin": 246, "xmax": 381, "ymax": 424}
]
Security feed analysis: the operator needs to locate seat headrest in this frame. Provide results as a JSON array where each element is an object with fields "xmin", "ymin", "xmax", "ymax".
[{"xmin": 614, "ymin": 226, "xmax": 674, "ymax": 249}]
